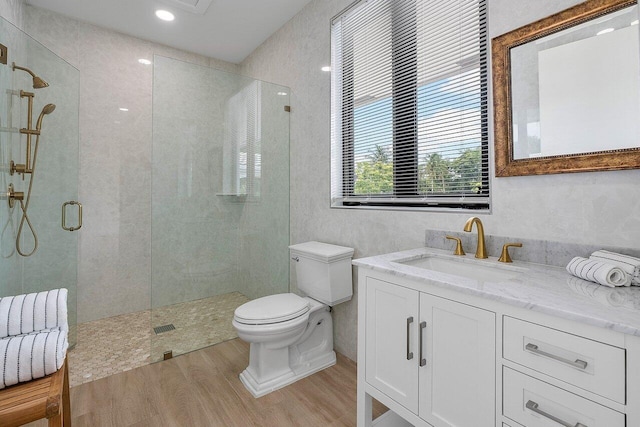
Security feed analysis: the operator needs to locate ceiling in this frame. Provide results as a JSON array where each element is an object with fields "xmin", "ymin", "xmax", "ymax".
[{"xmin": 25, "ymin": 0, "xmax": 314, "ymax": 63}]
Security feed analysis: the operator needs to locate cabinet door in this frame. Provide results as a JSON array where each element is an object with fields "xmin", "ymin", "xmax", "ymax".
[
  {"xmin": 419, "ymin": 294, "xmax": 495, "ymax": 427},
  {"xmin": 365, "ymin": 277, "xmax": 420, "ymax": 413}
]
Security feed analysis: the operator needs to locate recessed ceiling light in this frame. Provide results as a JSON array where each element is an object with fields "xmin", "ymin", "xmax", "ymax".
[
  {"xmin": 138, "ymin": 58, "xmax": 152, "ymax": 65},
  {"xmin": 277, "ymin": 92, "xmax": 288, "ymax": 96},
  {"xmin": 632, "ymin": 20, "xmax": 639, "ymax": 25},
  {"xmin": 155, "ymin": 10, "xmax": 175, "ymax": 21},
  {"xmin": 597, "ymin": 28, "xmax": 614, "ymax": 35},
  {"xmin": 321, "ymin": 66, "xmax": 332, "ymax": 72},
  {"xmin": 119, "ymin": 108, "xmax": 129, "ymax": 112}
]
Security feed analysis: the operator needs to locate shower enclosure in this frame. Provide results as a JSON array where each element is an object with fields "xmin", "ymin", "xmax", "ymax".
[
  {"xmin": 151, "ymin": 56, "xmax": 290, "ymax": 361},
  {"xmin": 0, "ymin": 17, "xmax": 79, "ymax": 344},
  {"xmin": 0, "ymin": 18, "xmax": 290, "ymax": 383}
]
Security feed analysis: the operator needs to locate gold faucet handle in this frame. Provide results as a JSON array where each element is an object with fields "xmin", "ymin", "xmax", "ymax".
[
  {"xmin": 499, "ymin": 242, "xmax": 523, "ymax": 263},
  {"xmin": 445, "ymin": 235, "xmax": 466, "ymax": 256}
]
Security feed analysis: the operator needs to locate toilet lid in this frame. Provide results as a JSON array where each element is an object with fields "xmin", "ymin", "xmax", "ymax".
[{"xmin": 234, "ymin": 293, "xmax": 310, "ymax": 325}]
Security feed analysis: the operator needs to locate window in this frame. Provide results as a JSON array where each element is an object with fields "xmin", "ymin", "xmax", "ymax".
[{"xmin": 331, "ymin": 0, "xmax": 489, "ymax": 210}]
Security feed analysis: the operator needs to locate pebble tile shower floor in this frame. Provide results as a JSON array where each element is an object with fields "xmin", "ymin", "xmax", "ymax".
[{"xmin": 68, "ymin": 291, "xmax": 249, "ymax": 386}]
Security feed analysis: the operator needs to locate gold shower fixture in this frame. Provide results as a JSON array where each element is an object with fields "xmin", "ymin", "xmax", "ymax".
[
  {"xmin": 6, "ymin": 183, "xmax": 23, "ymax": 208},
  {"xmin": 6, "ymin": 61, "xmax": 55, "ymax": 256},
  {"xmin": 12, "ymin": 62, "xmax": 49, "ymax": 89},
  {"xmin": 8, "ymin": 103, "xmax": 56, "ymax": 257},
  {"xmin": 9, "ymin": 63, "xmax": 50, "ymax": 178},
  {"xmin": 10, "ymin": 90, "xmax": 37, "ymax": 177}
]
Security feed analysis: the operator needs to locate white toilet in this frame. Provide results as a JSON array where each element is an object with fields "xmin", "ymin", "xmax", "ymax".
[{"xmin": 232, "ymin": 241, "xmax": 354, "ymax": 398}]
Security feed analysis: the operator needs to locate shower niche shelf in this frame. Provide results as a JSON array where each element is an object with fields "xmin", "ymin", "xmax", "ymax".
[{"xmin": 215, "ymin": 193, "xmax": 260, "ymax": 203}]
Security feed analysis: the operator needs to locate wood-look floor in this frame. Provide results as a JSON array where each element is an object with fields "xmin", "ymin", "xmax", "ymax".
[{"xmin": 25, "ymin": 338, "xmax": 386, "ymax": 426}]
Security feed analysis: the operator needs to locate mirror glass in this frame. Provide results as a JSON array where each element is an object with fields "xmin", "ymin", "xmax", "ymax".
[{"xmin": 510, "ymin": 4, "xmax": 640, "ymax": 160}]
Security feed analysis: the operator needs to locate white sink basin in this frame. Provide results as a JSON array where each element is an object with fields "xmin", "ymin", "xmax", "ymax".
[{"xmin": 395, "ymin": 256, "xmax": 522, "ymax": 282}]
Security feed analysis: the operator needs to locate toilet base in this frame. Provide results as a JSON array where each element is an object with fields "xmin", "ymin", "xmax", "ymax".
[
  {"xmin": 239, "ymin": 350, "xmax": 336, "ymax": 398},
  {"xmin": 235, "ymin": 301, "xmax": 337, "ymax": 398}
]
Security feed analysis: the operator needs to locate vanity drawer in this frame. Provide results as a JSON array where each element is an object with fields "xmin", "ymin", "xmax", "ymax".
[
  {"xmin": 503, "ymin": 367, "xmax": 625, "ymax": 427},
  {"xmin": 503, "ymin": 316, "xmax": 625, "ymax": 403}
]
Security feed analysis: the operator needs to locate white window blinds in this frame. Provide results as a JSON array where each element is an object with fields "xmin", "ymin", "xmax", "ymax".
[{"xmin": 331, "ymin": 0, "xmax": 489, "ymax": 210}]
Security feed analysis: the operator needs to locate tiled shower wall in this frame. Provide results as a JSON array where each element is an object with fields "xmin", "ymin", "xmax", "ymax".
[
  {"xmin": 151, "ymin": 56, "xmax": 241, "ymax": 309},
  {"xmin": 22, "ymin": 5, "xmax": 239, "ymax": 322}
]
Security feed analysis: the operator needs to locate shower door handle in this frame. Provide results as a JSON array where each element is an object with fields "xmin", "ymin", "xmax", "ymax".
[{"xmin": 62, "ymin": 201, "xmax": 82, "ymax": 231}]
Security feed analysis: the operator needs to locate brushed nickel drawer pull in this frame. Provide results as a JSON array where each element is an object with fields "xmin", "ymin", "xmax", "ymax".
[
  {"xmin": 406, "ymin": 317, "xmax": 414, "ymax": 360},
  {"xmin": 526, "ymin": 400, "xmax": 587, "ymax": 427},
  {"xmin": 419, "ymin": 321, "xmax": 427, "ymax": 367},
  {"xmin": 525, "ymin": 343, "xmax": 588, "ymax": 370}
]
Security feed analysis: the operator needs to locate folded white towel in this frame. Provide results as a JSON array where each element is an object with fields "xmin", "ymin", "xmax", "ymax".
[
  {"xmin": 0, "ymin": 328, "xmax": 68, "ymax": 389},
  {"xmin": 566, "ymin": 257, "xmax": 631, "ymax": 287},
  {"xmin": 0, "ymin": 288, "xmax": 68, "ymax": 339},
  {"xmin": 590, "ymin": 250, "xmax": 640, "ymax": 286}
]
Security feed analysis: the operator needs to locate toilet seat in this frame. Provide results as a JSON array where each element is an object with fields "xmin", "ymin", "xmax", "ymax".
[{"xmin": 234, "ymin": 293, "xmax": 310, "ymax": 325}]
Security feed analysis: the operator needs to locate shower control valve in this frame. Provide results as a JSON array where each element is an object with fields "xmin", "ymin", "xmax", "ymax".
[
  {"xmin": 7, "ymin": 183, "xmax": 24, "ymax": 208},
  {"xmin": 9, "ymin": 161, "xmax": 29, "ymax": 179}
]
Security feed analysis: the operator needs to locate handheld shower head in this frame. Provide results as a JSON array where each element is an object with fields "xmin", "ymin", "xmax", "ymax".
[
  {"xmin": 12, "ymin": 62, "xmax": 49, "ymax": 89},
  {"xmin": 36, "ymin": 103, "xmax": 56, "ymax": 130},
  {"xmin": 41, "ymin": 103, "xmax": 56, "ymax": 115}
]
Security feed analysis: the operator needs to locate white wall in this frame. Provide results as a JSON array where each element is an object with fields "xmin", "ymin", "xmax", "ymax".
[{"xmin": 240, "ymin": 0, "xmax": 640, "ymax": 360}]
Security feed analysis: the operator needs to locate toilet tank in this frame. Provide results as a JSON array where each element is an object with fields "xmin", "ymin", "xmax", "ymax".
[{"xmin": 289, "ymin": 241, "xmax": 354, "ymax": 306}]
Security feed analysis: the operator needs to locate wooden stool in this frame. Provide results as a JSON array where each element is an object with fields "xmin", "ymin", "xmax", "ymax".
[{"xmin": 0, "ymin": 356, "xmax": 71, "ymax": 426}]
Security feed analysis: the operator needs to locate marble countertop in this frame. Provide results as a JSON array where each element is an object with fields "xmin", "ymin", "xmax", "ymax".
[{"xmin": 353, "ymin": 247, "xmax": 640, "ymax": 337}]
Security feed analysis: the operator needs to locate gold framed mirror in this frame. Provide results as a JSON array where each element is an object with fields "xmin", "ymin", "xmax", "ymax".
[{"xmin": 493, "ymin": 0, "xmax": 640, "ymax": 176}]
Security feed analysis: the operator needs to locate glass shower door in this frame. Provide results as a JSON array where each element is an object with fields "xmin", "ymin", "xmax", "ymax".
[
  {"xmin": 151, "ymin": 56, "xmax": 290, "ymax": 361},
  {"xmin": 0, "ymin": 16, "xmax": 79, "ymax": 345}
]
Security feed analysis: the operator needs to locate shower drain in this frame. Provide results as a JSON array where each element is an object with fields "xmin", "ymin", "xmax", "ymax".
[{"xmin": 153, "ymin": 324, "xmax": 176, "ymax": 334}]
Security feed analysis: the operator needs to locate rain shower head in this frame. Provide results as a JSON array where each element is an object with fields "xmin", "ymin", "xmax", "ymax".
[
  {"xmin": 36, "ymin": 103, "xmax": 56, "ymax": 130},
  {"xmin": 12, "ymin": 62, "xmax": 49, "ymax": 89}
]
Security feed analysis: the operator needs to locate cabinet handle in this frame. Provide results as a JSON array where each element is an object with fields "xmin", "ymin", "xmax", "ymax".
[
  {"xmin": 525, "ymin": 343, "xmax": 588, "ymax": 370},
  {"xmin": 419, "ymin": 321, "xmax": 427, "ymax": 367},
  {"xmin": 526, "ymin": 400, "xmax": 588, "ymax": 427},
  {"xmin": 406, "ymin": 317, "xmax": 414, "ymax": 360}
]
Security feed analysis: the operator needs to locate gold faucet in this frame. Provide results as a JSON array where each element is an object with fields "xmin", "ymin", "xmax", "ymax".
[
  {"xmin": 498, "ymin": 243, "xmax": 522, "ymax": 263},
  {"xmin": 463, "ymin": 217, "xmax": 488, "ymax": 259},
  {"xmin": 445, "ymin": 236, "xmax": 466, "ymax": 255}
]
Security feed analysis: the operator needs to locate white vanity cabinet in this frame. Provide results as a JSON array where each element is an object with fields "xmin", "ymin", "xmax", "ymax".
[
  {"xmin": 355, "ymin": 249, "xmax": 640, "ymax": 427},
  {"xmin": 364, "ymin": 278, "xmax": 419, "ymax": 412},
  {"xmin": 362, "ymin": 277, "xmax": 495, "ymax": 427}
]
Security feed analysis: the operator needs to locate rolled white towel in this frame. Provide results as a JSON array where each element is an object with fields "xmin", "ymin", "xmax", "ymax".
[
  {"xmin": 566, "ymin": 257, "xmax": 631, "ymax": 287},
  {"xmin": 0, "ymin": 328, "xmax": 68, "ymax": 389},
  {"xmin": 590, "ymin": 250, "xmax": 640, "ymax": 286},
  {"xmin": 0, "ymin": 288, "xmax": 68, "ymax": 339}
]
